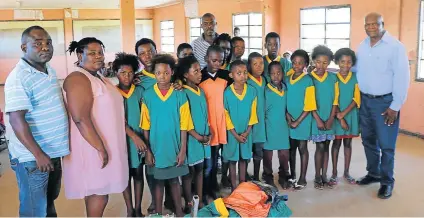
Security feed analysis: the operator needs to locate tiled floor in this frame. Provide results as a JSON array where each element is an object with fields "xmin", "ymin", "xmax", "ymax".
[{"xmin": 0, "ymin": 86, "xmax": 423, "ymax": 216}]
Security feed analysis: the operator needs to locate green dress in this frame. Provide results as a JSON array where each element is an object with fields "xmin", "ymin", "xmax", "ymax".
[
  {"xmin": 223, "ymin": 84, "xmax": 258, "ymax": 161},
  {"xmin": 263, "ymin": 55, "xmax": 292, "ymax": 81},
  {"xmin": 247, "ymin": 74, "xmax": 267, "ymax": 143},
  {"xmin": 264, "ymin": 83, "xmax": 290, "ymax": 150},
  {"xmin": 183, "ymin": 85, "xmax": 211, "ymax": 166},
  {"xmin": 139, "ymin": 69, "xmax": 157, "ymax": 90},
  {"xmin": 141, "ymin": 84, "xmax": 191, "ymax": 179},
  {"xmin": 117, "ymin": 84, "xmax": 144, "ymax": 168},
  {"xmin": 334, "ymin": 72, "xmax": 360, "ymax": 137},
  {"xmin": 310, "ymin": 71, "xmax": 338, "ymax": 142},
  {"xmin": 286, "ymin": 73, "xmax": 316, "ymax": 140}
]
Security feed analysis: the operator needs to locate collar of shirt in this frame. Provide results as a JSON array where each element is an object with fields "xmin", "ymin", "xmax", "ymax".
[
  {"xmin": 208, "ymin": 72, "xmax": 217, "ymax": 77},
  {"xmin": 365, "ymin": 31, "xmax": 393, "ymax": 47},
  {"xmin": 201, "ymin": 32, "xmax": 219, "ymax": 43},
  {"xmin": 18, "ymin": 58, "xmax": 54, "ymax": 77}
]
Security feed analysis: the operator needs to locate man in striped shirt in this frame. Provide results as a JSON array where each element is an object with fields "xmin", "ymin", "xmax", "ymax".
[
  {"xmin": 192, "ymin": 13, "xmax": 219, "ymax": 69},
  {"xmin": 5, "ymin": 26, "xmax": 69, "ymax": 217}
]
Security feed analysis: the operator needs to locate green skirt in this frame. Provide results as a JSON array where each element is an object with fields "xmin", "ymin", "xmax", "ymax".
[{"xmin": 153, "ymin": 165, "xmax": 189, "ymax": 180}]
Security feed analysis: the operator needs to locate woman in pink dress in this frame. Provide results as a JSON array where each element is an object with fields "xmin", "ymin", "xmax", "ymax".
[{"xmin": 63, "ymin": 37, "xmax": 129, "ymax": 217}]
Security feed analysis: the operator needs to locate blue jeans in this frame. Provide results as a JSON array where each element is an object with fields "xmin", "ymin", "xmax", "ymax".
[
  {"xmin": 359, "ymin": 94, "xmax": 399, "ymax": 185},
  {"xmin": 10, "ymin": 156, "xmax": 62, "ymax": 217}
]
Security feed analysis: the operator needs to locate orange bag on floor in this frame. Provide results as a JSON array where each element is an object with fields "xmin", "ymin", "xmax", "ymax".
[{"xmin": 223, "ymin": 182, "xmax": 271, "ymax": 217}]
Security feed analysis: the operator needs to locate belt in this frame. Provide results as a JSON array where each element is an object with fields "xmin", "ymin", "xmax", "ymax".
[{"xmin": 360, "ymin": 92, "xmax": 392, "ymax": 99}]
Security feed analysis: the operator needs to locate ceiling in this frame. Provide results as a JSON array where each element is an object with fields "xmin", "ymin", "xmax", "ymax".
[{"xmin": 0, "ymin": 0, "xmax": 181, "ymax": 9}]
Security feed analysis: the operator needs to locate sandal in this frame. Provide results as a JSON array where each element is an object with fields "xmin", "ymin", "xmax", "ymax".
[
  {"xmin": 322, "ymin": 178, "xmax": 334, "ymax": 189},
  {"xmin": 314, "ymin": 178, "xmax": 324, "ymax": 190},
  {"xmin": 294, "ymin": 182, "xmax": 307, "ymax": 190},
  {"xmin": 344, "ymin": 174, "xmax": 356, "ymax": 184},
  {"xmin": 328, "ymin": 176, "xmax": 338, "ymax": 186}
]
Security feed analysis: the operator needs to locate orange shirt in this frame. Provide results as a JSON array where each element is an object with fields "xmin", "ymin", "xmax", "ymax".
[{"xmin": 199, "ymin": 69, "xmax": 232, "ymax": 146}]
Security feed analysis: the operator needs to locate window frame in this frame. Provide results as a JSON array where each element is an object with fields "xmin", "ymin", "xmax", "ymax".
[
  {"xmin": 416, "ymin": 0, "xmax": 424, "ymax": 81},
  {"xmin": 160, "ymin": 20, "xmax": 175, "ymax": 53},
  {"xmin": 299, "ymin": 5, "xmax": 352, "ymax": 54},
  {"xmin": 189, "ymin": 17, "xmax": 202, "ymax": 43},
  {"xmin": 232, "ymin": 12, "xmax": 264, "ymax": 58}
]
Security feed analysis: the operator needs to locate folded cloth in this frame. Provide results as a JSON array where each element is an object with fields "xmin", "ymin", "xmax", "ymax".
[{"xmin": 268, "ymin": 194, "xmax": 292, "ymax": 218}]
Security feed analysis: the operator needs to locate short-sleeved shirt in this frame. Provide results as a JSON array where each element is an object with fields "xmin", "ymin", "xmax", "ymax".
[{"xmin": 5, "ymin": 59, "xmax": 70, "ymax": 162}]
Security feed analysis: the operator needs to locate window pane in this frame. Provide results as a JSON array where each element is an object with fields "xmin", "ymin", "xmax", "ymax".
[
  {"xmin": 326, "ymin": 39, "xmax": 350, "ymax": 53},
  {"xmin": 301, "ymin": 24, "xmax": 325, "ymax": 38},
  {"xmin": 190, "ymin": 37, "xmax": 197, "ymax": 43},
  {"xmin": 162, "ymin": 36, "xmax": 174, "ymax": 45},
  {"xmin": 250, "ymin": 37, "xmax": 263, "ymax": 49},
  {"xmin": 162, "ymin": 44, "xmax": 174, "ymax": 53},
  {"xmin": 160, "ymin": 21, "xmax": 167, "ymax": 29},
  {"xmin": 136, "ymin": 19, "xmax": 153, "ymax": 40},
  {"xmin": 249, "ymin": 26, "xmax": 263, "ymax": 37},
  {"xmin": 234, "ymin": 14, "xmax": 249, "ymax": 26},
  {"xmin": 190, "ymin": 27, "xmax": 201, "ymax": 37},
  {"xmin": 301, "ymin": 38, "xmax": 325, "ymax": 53},
  {"xmin": 249, "ymin": 13, "xmax": 263, "ymax": 25},
  {"xmin": 301, "ymin": 8, "xmax": 325, "ymax": 24},
  {"xmin": 238, "ymin": 26, "xmax": 249, "ymax": 37},
  {"xmin": 250, "ymin": 48, "xmax": 263, "ymax": 55},
  {"xmin": 326, "ymin": 7, "xmax": 350, "ymax": 23},
  {"xmin": 190, "ymin": 18, "xmax": 201, "ymax": 28},
  {"xmin": 161, "ymin": 29, "xmax": 174, "ymax": 37},
  {"xmin": 420, "ymin": 60, "xmax": 424, "ymax": 78},
  {"xmin": 326, "ymin": 24, "xmax": 350, "ymax": 39}
]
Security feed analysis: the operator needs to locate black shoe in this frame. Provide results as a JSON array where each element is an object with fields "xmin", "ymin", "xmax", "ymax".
[
  {"xmin": 356, "ymin": 175, "xmax": 381, "ymax": 185},
  {"xmin": 378, "ymin": 185, "xmax": 393, "ymax": 199}
]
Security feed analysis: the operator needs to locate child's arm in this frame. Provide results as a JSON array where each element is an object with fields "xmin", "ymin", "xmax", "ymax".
[
  {"xmin": 325, "ymin": 81, "xmax": 340, "ymax": 129},
  {"xmin": 292, "ymin": 83, "xmax": 317, "ymax": 128},
  {"xmin": 140, "ymin": 103, "xmax": 154, "ymax": 166},
  {"xmin": 337, "ymin": 83, "xmax": 361, "ymax": 119},
  {"xmin": 188, "ymin": 130, "xmax": 206, "ymax": 143},
  {"xmin": 125, "ymin": 125, "xmax": 147, "ymax": 152},
  {"xmin": 312, "ymin": 111, "xmax": 326, "ymax": 130},
  {"xmin": 240, "ymin": 97, "xmax": 259, "ymax": 141},
  {"xmin": 177, "ymin": 130, "xmax": 188, "ymax": 166},
  {"xmin": 290, "ymin": 111, "xmax": 310, "ymax": 129}
]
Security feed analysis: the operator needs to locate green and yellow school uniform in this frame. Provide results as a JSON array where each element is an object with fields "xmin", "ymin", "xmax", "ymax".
[
  {"xmin": 334, "ymin": 72, "xmax": 361, "ymax": 137},
  {"xmin": 139, "ymin": 69, "xmax": 157, "ymax": 90},
  {"xmin": 223, "ymin": 84, "xmax": 258, "ymax": 161},
  {"xmin": 183, "ymin": 85, "xmax": 211, "ymax": 166},
  {"xmin": 141, "ymin": 84, "xmax": 193, "ymax": 179},
  {"xmin": 264, "ymin": 83, "xmax": 290, "ymax": 150},
  {"xmin": 247, "ymin": 74, "xmax": 266, "ymax": 143},
  {"xmin": 286, "ymin": 73, "xmax": 316, "ymax": 140},
  {"xmin": 263, "ymin": 55, "xmax": 292, "ymax": 81},
  {"xmin": 117, "ymin": 84, "xmax": 144, "ymax": 168},
  {"xmin": 310, "ymin": 71, "xmax": 338, "ymax": 142}
]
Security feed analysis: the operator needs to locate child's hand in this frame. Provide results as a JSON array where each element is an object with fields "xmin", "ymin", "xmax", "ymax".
[
  {"xmin": 145, "ymin": 151, "xmax": 155, "ymax": 166},
  {"xmin": 336, "ymin": 112, "xmax": 346, "ymax": 120},
  {"xmin": 172, "ymin": 80, "xmax": 183, "ymax": 91},
  {"xmin": 325, "ymin": 119, "xmax": 334, "ymax": 130},
  {"xmin": 340, "ymin": 118, "xmax": 350, "ymax": 131},
  {"xmin": 316, "ymin": 119, "xmax": 326, "ymax": 131},
  {"xmin": 195, "ymin": 135, "xmax": 204, "ymax": 143},
  {"xmin": 240, "ymin": 131, "xmax": 249, "ymax": 139},
  {"xmin": 202, "ymin": 135, "xmax": 210, "ymax": 144},
  {"xmin": 132, "ymin": 135, "xmax": 147, "ymax": 153},
  {"xmin": 133, "ymin": 75, "xmax": 142, "ymax": 85},
  {"xmin": 235, "ymin": 134, "xmax": 246, "ymax": 143},
  {"xmin": 290, "ymin": 120, "xmax": 299, "ymax": 129},
  {"xmin": 176, "ymin": 151, "xmax": 186, "ymax": 167}
]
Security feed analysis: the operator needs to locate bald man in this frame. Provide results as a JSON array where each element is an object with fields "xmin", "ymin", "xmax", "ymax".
[
  {"xmin": 192, "ymin": 13, "xmax": 219, "ymax": 69},
  {"xmin": 355, "ymin": 13, "xmax": 410, "ymax": 199}
]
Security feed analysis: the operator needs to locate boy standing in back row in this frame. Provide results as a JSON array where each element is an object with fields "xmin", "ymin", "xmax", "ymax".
[{"xmin": 263, "ymin": 32, "xmax": 292, "ymax": 81}]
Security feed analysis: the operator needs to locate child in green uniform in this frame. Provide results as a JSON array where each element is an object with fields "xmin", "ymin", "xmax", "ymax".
[
  {"xmin": 263, "ymin": 32, "xmax": 292, "ymax": 80},
  {"xmin": 135, "ymin": 38, "xmax": 158, "ymax": 89},
  {"xmin": 329, "ymin": 48, "xmax": 360, "ymax": 186},
  {"xmin": 223, "ymin": 60, "xmax": 259, "ymax": 191},
  {"xmin": 175, "ymin": 56, "xmax": 211, "ymax": 211},
  {"xmin": 114, "ymin": 53, "xmax": 148, "ymax": 217},
  {"xmin": 246, "ymin": 52, "xmax": 266, "ymax": 181},
  {"xmin": 309, "ymin": 45, "xmax": 338, "ymax": 190},
  {"xmin": 177, "ymin": 43, "xmax": 194, "ymax": 59},
  {"xmin": 263, "ymin": 61, "xmax": 291, "ymax": 189},
  {"xmin": 141, "ymin": 55, "xmax": 193, "ymax": 217},
  {"xmin": 226, "ymin": 37, "xmax": 246, "ymax": 71},
  {"xmin": 286, "ymin": 49, "xmax": 316, "ymax": 190}
]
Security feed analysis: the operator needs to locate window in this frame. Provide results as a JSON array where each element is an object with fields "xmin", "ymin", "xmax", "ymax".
[
  {"xmin": 160, "ymin": 20, "xmax": 174, "ymax": 53},
  {"xmin": 300, "ymin": 6, "xmax": 351, "ymax": 67},
  {"xmin": 233, "ymin": 13, "xmax": 263, "ymax": 60},
  {"xmin": 417, "ymin": 0, "xmax": 424, "ymax": 80},
  {"xmin": 189, "ymin": 18, "xmax": 202, "ymax": 43}
]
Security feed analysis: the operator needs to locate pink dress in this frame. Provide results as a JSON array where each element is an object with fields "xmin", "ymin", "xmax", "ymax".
[{"xmin": 62, "ymin": 67, "xmax": 129, "ymax": 199}]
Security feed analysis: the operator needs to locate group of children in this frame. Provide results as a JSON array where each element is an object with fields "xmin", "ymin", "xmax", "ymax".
[{"xmin": 112, "ymin": 32, "xmax": 361, "ymax": 216}]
